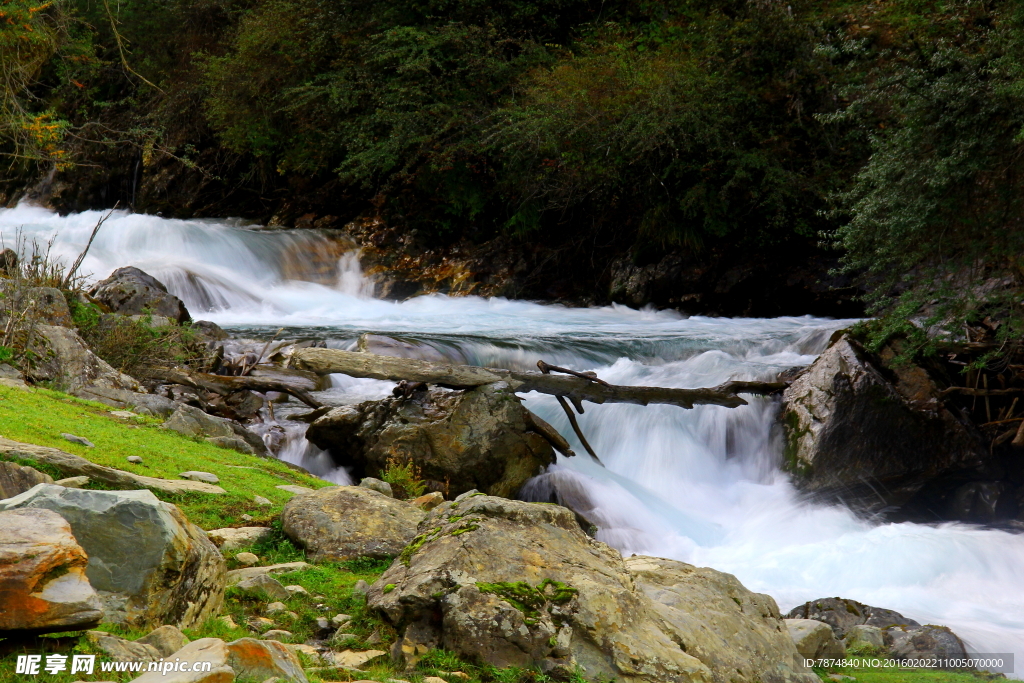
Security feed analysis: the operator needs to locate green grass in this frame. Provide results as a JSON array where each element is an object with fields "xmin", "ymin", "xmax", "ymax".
[
  {"xmin": 814, "ymin": 667, "xmax": 1008, "ymax": 683},
  {"xmin": 0, "ymin": 384, "xmax": 332, "ymax": 529}
]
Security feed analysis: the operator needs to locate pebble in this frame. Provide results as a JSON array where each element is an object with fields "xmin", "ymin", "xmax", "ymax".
[
  {"xmin": 235, "ymin": 552, "xmax": 259, "ymax": 566},
  {"xmin": 275, "ymin": 484, "xmax": 314, "ymax": 495},
  {"xmin": 127, "ymin": 456, "xmax": 143, "ymax": 464},
  {"xmin": 265, "ymin": 602, "xmax": 287, "ymax": 614},
  {"xmin": 284, "ymin": 585, "xmax": 308, "ymax": 597},
  {"xmin": 261, "ymin": 629, "xmax": 293, "ymax": 642},
  {"xmin": 330, "ymin": 632, "xmax": 359, "ymax": 645},
  {"xmin": 352, "ymin": 580, "xmax": 370, "ymax": 596},
  {"xmin": 315, "ymin": 617, "xmax": 331, "ymax": 631},
  {"xmin": 110, "ymin": 410, "xmax": 137, "ymax": 418},
  {"xmin": 254, "ymin": 495, "xmax": 272, "ymax": 506},
  {"xmin": 241, "ymin": 514, "xmax": 254, "ymax": 522},
  {"xmin": 331, "ymin": 613, "xmax": 351, "ymax": 627},
  {"xmin": 61, "ymin": 433, "xmax": 95, "ymax": 448},
  {"xmin": 248, "ymin": 616, "xmax": 275, "ymax": 631}
]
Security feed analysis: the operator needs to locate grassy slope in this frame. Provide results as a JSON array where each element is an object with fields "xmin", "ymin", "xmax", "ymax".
[
  {"xmin": 0, "ymin": 386, "xmax": 1007, "ymax": 683},
  {"xmin": 0, "ymin": 384, "xmax": 331, "ymax": 529}
]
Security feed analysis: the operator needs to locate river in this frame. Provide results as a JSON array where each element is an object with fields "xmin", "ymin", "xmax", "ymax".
[{"xmin": 4, "ymin": 204, "xmax": 1024, "ymax": 670}]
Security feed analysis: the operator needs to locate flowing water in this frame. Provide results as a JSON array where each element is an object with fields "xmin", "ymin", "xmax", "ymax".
[{"xmin": 4, "ymin": 204, "xmax": 1024, "ymax": 670}]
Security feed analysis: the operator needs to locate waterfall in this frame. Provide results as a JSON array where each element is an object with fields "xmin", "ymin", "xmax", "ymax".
[{"xmin": 3, "ymin": 203, "xmax": 1024, "ymax": 670}]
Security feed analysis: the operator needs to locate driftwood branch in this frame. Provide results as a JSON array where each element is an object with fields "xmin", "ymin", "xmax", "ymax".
[
  {"xmin": 938, "ymin": 386, "xmax": 1024, "ymax": 398},
  {"xmin": 149, "ymin": 368, "xmax": 322, "ymax": 409},
  {"xmin": 290, "ymin": 348, "xmax": 781, "ymax": 409},
  {"xmin": 525, "ymin": 410, "xmax": 575, "ymax": 458}
]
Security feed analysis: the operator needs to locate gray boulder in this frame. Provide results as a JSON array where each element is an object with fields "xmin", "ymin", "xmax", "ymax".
[
  {"xmin": 0, "ymin": 282, "xmax": 72, "ymax": 326},
  {"xmin": 281, "ymin": 486, "xmax": 424, "ymax": 562},
  {"xmin": 780, "ymin": 334, "xmax": 986, "ymax": 513},
  {"xmin": 359, "ymin": 477, "xmax": 393, "ymax": 497},
  {"xmin": 136, "ymin": 624, "xmax": 191, "ymax": 657},
  {"xmin": 784, "ymin": 620, "xmax": 845, "ymax": 659},
  {"xmin": 0, "ymin": 485, "xmax": 225, "ymax": 629},
  {"xmin": 86, "ymin": 630, "xmax": 162, "ymax": 662},
  {"xmin": 884, "ymin": 624, "xmax": 969, "ymax": 666},
  {"xmin": 368, "ymin": 495, "xmax": 816, "ymax": 683},
  {"xmin": 162, "ymin": 404, "xmax": 269, "ymax": 456},
  {"xmin": 89, "ymin": 266, "xmax": 190, "ymax": 324},
  {"xmin": 784, "ymin": 597, "xmax": 920, "ymax": 638},
  {"xmin": 0, "ymin": 460, "xmax": 54, "ymax": 499},
  {"xmin": 29, "ymin": 325, "xmax": 140, "ymax": 396},
  {"xmin": 845, "ymin": 625, "xmax": 884, "ymax": 651},
  {"xmin": 234, "ymin": 574, "xmax": 290, "ymax": 602},
  {"xmin": 0, "ymin": 508, "xmax": 103, "ymax": 634},
  {"xmin": 306, "ymin": 383, "xmax": 554, "ymax": 498}
]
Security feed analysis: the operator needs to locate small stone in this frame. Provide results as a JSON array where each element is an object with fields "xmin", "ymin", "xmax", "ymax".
[
  {"xmin": 127, "ymin": 456, "xmax": 143, "ymax": 464},
  {"xmin": 180, "ymin": 470, "xmax": 220, "ymax": 484},
  {"xmin": 331, "ymin": 614, "xmax": 351, "ymax": 627},
  {"xmin": 358, "ymin": 477, "xmax": 393, "ymax": 497},
  {"xmin": 411, "ymin": 491, "xmax": 444, "ymax": 511},
  {"xmin": 284, "ymin": 611, "xmax": 299, "ymax": 620},
  {"xmin": 62, "ymin": 433, "xmax": 95, "ymax": 448},
  {"xmin": 330, "ymin": 632, "xmax": 359, "ymax": 646},
  {"xmin": 218, "ymin": 615, "xmax": 238, "ymax": 629},
  {"xmin": 364, "ymin": 629, "xmax": 381, "ymax": 645},
  {"xmin": 352, "ymin": 580, "xmax": 370, "ymax": 597},
  {"xmin": 241, "ymin": 514, "xmax": 254, "ymax": 521},
  {"xmin": 424, "ymin": 677, "xmax": 449, "ymax": 683},
  {"xmin": 314, "ymin": 617, "xmax": 331, "ymax": 631},
  {"xmin": 262, "ymin": 629, "xmax": 293, "ymax": 641},
  {"xmin": 207, "ymin": 526, "xmax": 273, "ymax": 551},
  {"xmin": 235, "ymin": 574, "xmax": 290, "ymax": 601},
  {"xmin": 254, "ymin": 495, "xmax": 272, "ymax": 506},
  {"xmin": 284, "ymin": 585, "xmax": 308, "ymax": 597},
  {"xmin": 266, "ymin": 602, "xmax": 287, "ymax": 614},
  {"xmin": 235, "ymin": 552, "xmax": 260, "ymax": 566},
  {"xmin": 275, "ymin": 484, "xmax": 314, "ymax": 495},
  {"xmin": 329, "ymin": 649, "xmax": 387, "ymax": 669},
  {"xmin": 110, "ymin": 410, "xmax": 137, "ymax": 418},
  {"xmin": 136, "ymin": 625, "xmax": 190, "ymax": 658},
  {"xmin": 248, "ymin": 616, "xmax": 275, "ymax": 631},
  {"xmin": 54, "ymin": 476, "xmax": 90, "ymax": 488},
  {"xmin": 284, "ymin": 643, "xmax": 321, "ymax": 661}
]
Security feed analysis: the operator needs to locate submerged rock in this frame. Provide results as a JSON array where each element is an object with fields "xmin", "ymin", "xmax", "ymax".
[
  {"xmin": 306, "ymin": 383, "xmax": 555, "ymax": 498},
  {"xmin": 367, "ymin": 495, "xmax": 816, "ymax": 683},
  {"xmin": 0, "ymin": 508, "xmax": 103, "ymax": 634},
  {"xmin": 281, "ymin": 486, "xmax": 424, "ymax": 562},
  {"xmin": 89, "ymin": 266, "xmax": 190, "ymax": 324},
  {"xmin": 0, "ymin": 485, "xmax": 225, "ymax": 630},
  {"xmin": 780, "ymin": 334, "xmax": 986, "ymax": 515}
]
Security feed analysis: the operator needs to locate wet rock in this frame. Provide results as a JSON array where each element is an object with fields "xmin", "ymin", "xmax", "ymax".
[
  {"xmin": 0, "ymin": 508, "xmax": 103, "ymax": 634},
  {"xmin": 0, "ymin": 485, "xmax": 225, "ymax": 630},
  {"xmin": 207, "ymin": 527, "xmax": 273, "ymax": 552},
  {"xmin": 137, "ymin": 624, "xmax": 191, "ymax": 657},
  {"xmin": 369, "ymin": 495, "xmax": 815, "ymax": 683},
  {"xmin": 784, "ymin": 598, "xmax": 920, "ymax": 638},
  {"xmin": 948, "ymin": 481, "xmax": 1009, "ymax": 523},
  {"xmin": 86, "ymin": 630, "xmax": 161, "ymax": 661},
  {"xmin": 234, "ymin": 574, "xmax": 289, "ymax": 602},
  {"xmin": 780, "ymin": 334, "xmax": 986, "ymax": 515},
  {"xmin": 281, "ymin": 486, "xmax": 425, "ymax": 562},
  {"xmin": 62, "ymin": 433, "xmax": 95, "ymax": 448},
  {"xmin": 191, "ymin": 320, "xmax": 229, "ymax": 342},
  {"xmin": 89, "ymin": 266, "xmax": 190, "ymax": 324},
  {"xmin": 785, "ymin": 620, "xmax": 845, "ymax": 659},
  {"xmin": 359, "ymin": 477, "xmax": 393, "ymax": 497},
  {"xmin": 0, "ymin": 460, "xmax": 54, "ymax": 499},
  {"xmin": 161, "ymin": 404, "xmax": 269, "ymax": 457},
  {"xmin": 306, "ymin": 383, "xmax": 555, "ymax": 498},
  {"xmin": 357, "ymin": 333, "xmax": 454, "ymax": 363}
]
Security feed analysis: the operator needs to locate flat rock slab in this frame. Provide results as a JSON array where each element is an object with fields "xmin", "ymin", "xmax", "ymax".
[
  {"xmin": 0, "ymin": 508, "xmax": 103, "ymax": 634},
  {"xmin": 207, "ymin": 527, "xmax": 273, "ymax": 551},
  {"xmin": 62, "ymin": 433, "xmax": 95, "ymax": 448},
  {"xmin": 226, "ymin": 562, "xmax": 312, "ymax": 586},
  {"xmin": 276, "ymin": 485, "xmax": 315, "ymax": 495},
  {"xmin": 180, "ymin": 471, "xmax": 220, "ymax": 484},
  {"xmin": 0, "ymin": 437, "xmax": 225, "ymax": 495},
  {"xmin": 281, "ymin": 486, "xmax": 425, "ymax": 561},
  {"xmin": 328, "ymin": 649, "xmax": 388, "ymax": 669}
]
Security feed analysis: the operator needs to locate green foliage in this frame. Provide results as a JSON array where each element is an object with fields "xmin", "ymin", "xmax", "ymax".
[
  {"xmin": 381, "ymin": 455, "xmax": 428, "ymax": 499},
  {"xmin": 76, "ymin": 313, "xmax": 208, "ymax": 378},
  {"xmin": 476, "ymin": 579, "xmax": 578, "ymax": 625}
]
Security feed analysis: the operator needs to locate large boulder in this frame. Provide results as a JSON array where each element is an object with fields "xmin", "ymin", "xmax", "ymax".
[
  {"xmin": 0, "ymin": 485, "xmax": 225, "ymax": 630},
  {"xmin": 306, "ymin": 383, "xmax": 555, "ymax": 498},
  {"xmin": 161, "ymin": 404, "xmax": 269, "ymax": 457},
  {"xmin": 128, "ymin": 637, "xmax": 307, "ymax": 683},
  {"xmin": 281, "ymin": 486, "xmax": 425, "ymax": 562},
  {"xmin": 0, "ymin": 283, "xmax": 73, "ymax": 326},
  {"xmin": 29, "ymin": 325, "xmax": 140, "ymax": 396},
  {"xmin": 784, "ymin": 620, "xmax": 845, "ymax": 659},
  {"xmin": 367, "ymin": 495, "xmax": 816, "ymax": 683},
  {"xmin": 89, "ymin": 266, "xmax": 190, "ymax": 324},
  {"xmin": 784, "ymin": 597, "xmax": 919, "ymax": 638},
  {"xmin": 780, "ymin": 334, "xmax": 987, "ymax": 514},
  {"xmin": 0, "ymin": 508, "xmax": 103, "ymax": 634},
  {"xmin": 0, "ymin": 460, "xmax": 54, "ymax": 499}
]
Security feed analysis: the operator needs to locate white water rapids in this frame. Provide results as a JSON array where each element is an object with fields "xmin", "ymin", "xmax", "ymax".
[{"xmin": 4, "ymin": 204, "xmax": 1024, "ymax": 670}]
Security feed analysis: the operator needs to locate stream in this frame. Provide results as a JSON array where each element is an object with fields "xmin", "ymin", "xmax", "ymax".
[{"xmin": 4, "ymin": 204, "xmax": 1024, "ymax": 670}]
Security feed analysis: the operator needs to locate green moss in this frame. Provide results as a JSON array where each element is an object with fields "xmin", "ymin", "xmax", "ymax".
[
  {"xmin": 781, "ymin": 408, "xmax": 812, "ymax": 479},
  {"xmin": 476, "ymin": 579, "xmax": 578, "ymax": 626},
  {"xmin": 383, "ymin": 583, "xmax": 396, "ymax": 593},
  {"xmin": 399, "ymin": 526, "xmax": 444, "ymax": 566}
]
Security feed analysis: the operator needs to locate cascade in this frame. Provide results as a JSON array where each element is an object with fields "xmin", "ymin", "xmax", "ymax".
[{"xmin": 3, "ymin": 204, "xmax": 1024, "ymax": 666}]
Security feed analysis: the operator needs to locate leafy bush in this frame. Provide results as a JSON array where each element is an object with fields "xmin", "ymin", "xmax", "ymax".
[
  {"xmin": 76, "ymin": 312, "xmax": 209, "ymax": 378},
  {"xmin": 380, "ymin": 455, "xmax": 428, "ymax": 499}
]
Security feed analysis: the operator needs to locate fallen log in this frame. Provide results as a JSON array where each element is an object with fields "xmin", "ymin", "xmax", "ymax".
[
  {"xmin": 290, "ymin": 348, "xmax": 785, "ymax": 409},
  {"xmin": 148, "ymin": 368, "xmax": 322, "ymax": 409}
]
